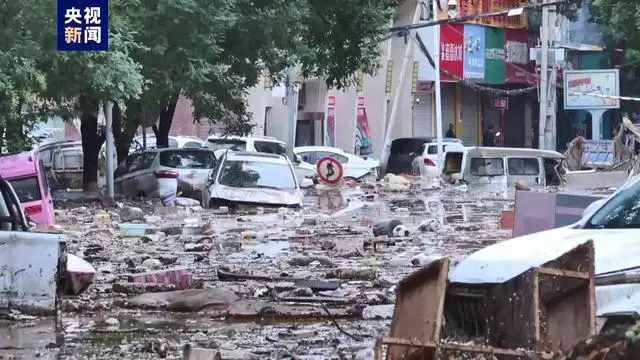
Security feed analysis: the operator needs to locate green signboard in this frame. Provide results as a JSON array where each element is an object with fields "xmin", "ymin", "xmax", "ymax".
[{"xmin": 484, "ymin": 27, "xmax": 505, "ymax": 84}]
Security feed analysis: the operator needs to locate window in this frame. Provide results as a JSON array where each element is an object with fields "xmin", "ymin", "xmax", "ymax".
[
  {"xmin": 588, "ymin": 179, "xmax": 640, "ymax": 229},
  {"xmin": 139, "ymin": 152, "xmax": 157, "ymax": 169},
  {"xmin": 206, "ymin": 139, "xmax": 246, "ymax": 152},
  {"xmin": 427, "ymin": 145, "xmax": 450, "ymax": 155},
  {"xmin": 470, "ymin": 157, "xmax": 504, "ymax": 176},
  {"xmin": 254, "ymin": 141, "xmax": 286, "ymax": 155},
  {"xmin": 298, "ymin": 152, "xmax": 316, "ymax": 164},
  {"xmin": 159, "ymin": 150, "xmax": 215, "ymax": 169},
  {"xmin": 316, "ymin": 151, "xmax": 349, "ymax": 163},
  {"xmin": 37, "ymin": 160, "xmax": 50, "ymax": 195},
  {"xmin": 543, "ymin": 158, "xmax": 563, "ymax": 186},
  {"xmin": 217, "ymin": 160, "xmax": 296, "ymax": 189},
  {"xmin": 507, "ymin": 158, "xmax": 539, "ymax": 175},
  {"xmin": 126, "ymin": 153, "xmax": 143, "ymax": 172},
  {"xmin": 8, "ymin": 176, "xmax": 42, "ymax": 203}
]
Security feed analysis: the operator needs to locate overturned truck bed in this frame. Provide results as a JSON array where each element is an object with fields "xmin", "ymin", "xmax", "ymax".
[{"xmin": 377, "ymin": 241, "xmax": 595, "ymax": 359}]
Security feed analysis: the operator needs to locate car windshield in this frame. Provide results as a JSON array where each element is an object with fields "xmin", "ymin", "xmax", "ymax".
[
  {"xmin": 470, "ymin": 157, "xmax": 504, "ymax": 176},
  {"xmin": 8, "ymin": 176, "xmax": 42, "ymax": 202},
  {"xmin": 587, "ymin": 178, "xmax": 640, "ymax": 229},
  {"xmin": 206, "ymin": 139, "xmax": 246, "ymax": 152},
  {"xmin": 217, "ymin": 160, "xmax": 296, "ymax": 189},
  {"xmin": 159, "ymin": 150, "xmax": 215, "ymax": 169}
]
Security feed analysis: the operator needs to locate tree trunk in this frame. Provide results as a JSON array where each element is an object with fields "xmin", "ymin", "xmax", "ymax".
[
  {"xmin": 153, "ymin": 94, "xmax": 179, "ymax": 148},
  {"xmin": 113, "ymin": 102, "xmax": 141, "ymax": 165},
  {"xmin": 79, "ymin": 96, "xmax": 105, "ymax": 192}
]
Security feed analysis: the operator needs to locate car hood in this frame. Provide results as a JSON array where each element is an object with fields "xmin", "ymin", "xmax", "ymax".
[
  {"xmin": 212, "ymin": 184, "xmax": 302, "ymax": 206},
  {"xmin": 449, "ymin": 227, "xmax": 640, "ymax": 284}
]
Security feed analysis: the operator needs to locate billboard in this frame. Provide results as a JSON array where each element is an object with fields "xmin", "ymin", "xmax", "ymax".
[
  {"xmin": 463, "ymin": 24, "xmax": 485, "ymax": 82},
  {"xmin": 440, "ymin": 24, "xmax": 464, "ymax": 81},
  {"xmin": 563, "ymin": 70, "xmax": 620, "ymax": 110}
]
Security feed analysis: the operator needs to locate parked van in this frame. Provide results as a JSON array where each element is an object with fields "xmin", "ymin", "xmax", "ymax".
[
  {"xmin": 0, "ymin": 151, "xmax": 55, "ymax": 227},
  {"xmin": 441, "ymin": 147, "xmax": 565, "ymax": 187}
]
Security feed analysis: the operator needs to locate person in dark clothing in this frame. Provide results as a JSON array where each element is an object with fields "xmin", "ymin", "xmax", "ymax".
[
  {"xmin": 445, "ymin": 123, "xmax": 456, "ymax": 138},
  {"xmin": 482, "ymin": 124, "xmax": 496, "ymax": 147}
]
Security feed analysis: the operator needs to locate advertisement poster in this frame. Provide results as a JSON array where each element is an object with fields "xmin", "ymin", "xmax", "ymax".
[
  {"xmin": 463, "ymin": 24, "xmax": 485, "ymax": 82},
  {"xmin": 355, "ymin": 96, "xmax": 373, "ymax": 156},
  {"xmin": 440, "ymin": 24, "xmax": 464, "ymax": 81},
  {"xmin": 505, "ymin": 29, "xmax": 533, "ymax": 84},
  {"xmin": 326, "ymin": 96, "xmax": 336, "ymax": 146},
  {"xmin": 564, "ymin": 70, "xmax": 620, "ymax": 110},
  {"xmin": 484, "ymin": 26, "xmax": 505, "ymax": 84}
]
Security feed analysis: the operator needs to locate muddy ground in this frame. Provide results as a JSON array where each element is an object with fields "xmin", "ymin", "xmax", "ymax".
[{"xmin": 1, "ymin": 182, "xmax": 514, "ymax": 359}]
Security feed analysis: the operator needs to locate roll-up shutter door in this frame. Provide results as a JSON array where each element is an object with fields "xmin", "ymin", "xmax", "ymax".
[
  {"xmin": 413, "ymin": 92, "xmax": 433, "ymax": 137},
  {"xmin": 441, "ymin": 83, "xmax": 456, "ymax": 138},
  {"xmin": 461, "ymin": 86, "xmax": 479, "ymax": 146}
]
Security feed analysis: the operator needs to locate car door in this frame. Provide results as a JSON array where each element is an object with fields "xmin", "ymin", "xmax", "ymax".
[
  {"xmin": 135, "ymin": 152, "xmax": 160, "ymax": 195},
  {"xmin": 117, "ymin": 153, "xmax": 142, "ymax": 196}
]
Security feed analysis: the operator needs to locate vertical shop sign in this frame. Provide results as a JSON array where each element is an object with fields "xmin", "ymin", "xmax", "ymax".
[
  {"xmin": 463, "ymin": 24, "xmax": 485, "ymax": 82},
  {"xmin": 440, "ymin": 24, "xmax": 464, "ymax": 81},
  {"xmin": 485, "ymin": 26, "xmax": 505, "ymax": 84},
  {"xmin": 505, "ymin": 29, "xmax": 533, "ymax": 84}
]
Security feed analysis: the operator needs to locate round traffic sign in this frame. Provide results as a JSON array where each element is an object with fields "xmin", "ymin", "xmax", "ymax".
[{"xmin": 316, "ymin": 156, "xmax": 344, "ymax": 184}]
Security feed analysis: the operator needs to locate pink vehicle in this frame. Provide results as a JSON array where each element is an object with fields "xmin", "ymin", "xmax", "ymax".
[{"xmin": 0, "ymin": 151, "xmax": 55, "ymax": 227}]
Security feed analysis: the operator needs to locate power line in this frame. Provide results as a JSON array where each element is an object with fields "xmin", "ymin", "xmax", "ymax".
[{"xmin": 386, "ymin": 0, "xmax": 572, "ymax": 35}]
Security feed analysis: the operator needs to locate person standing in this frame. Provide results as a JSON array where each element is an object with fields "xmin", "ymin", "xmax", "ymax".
[
  {"xmin": 445, "ymin": 123, "xmax": 456, "ymax": 138},
  {"xmin": 482, "ymin": 124, "xmax": 496, "ymax": 147}
]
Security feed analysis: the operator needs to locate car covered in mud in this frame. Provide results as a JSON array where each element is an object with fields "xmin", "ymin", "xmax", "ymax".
[
  {"xmin": 205, "ymin": 151, "xmax": 303, "ymax": 209},
  {"xmin": 448, "ymin": 175, "xmax": 640, "ymax": 334}
]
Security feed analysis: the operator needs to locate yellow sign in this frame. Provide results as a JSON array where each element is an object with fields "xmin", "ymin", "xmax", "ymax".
[{"xmin": 385, "ymin": 61, "xmax": 393, "ymax": 93}]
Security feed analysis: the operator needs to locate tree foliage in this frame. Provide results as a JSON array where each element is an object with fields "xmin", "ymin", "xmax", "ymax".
[{"xmin": 2, "ymin": 0, "xmax": 399, "ymax": 188}]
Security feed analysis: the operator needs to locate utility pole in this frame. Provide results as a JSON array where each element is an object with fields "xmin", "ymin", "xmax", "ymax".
[
  {"xmin": 538, "ymin": 0, "xmax": 549, "ymax": 150},
  {"xmin": 380, "ymin": 2, "xmax": 422, "ymax": 169},
  {"xmin": 434, "ymin": 0, "xmax": 444, "ymax": 172},
  {"xmin": 104, "ymin": 101, "xmax": 115, "ymax": 198},
  {"xmin": 284, "ymin": 65, "xmax": 299, "ymax": 161}
]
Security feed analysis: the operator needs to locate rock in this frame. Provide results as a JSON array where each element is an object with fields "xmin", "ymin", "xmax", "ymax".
[
  {"xmin": 112, "ymin": 282, "xmax": 176, "ymax": 294},
  {"xmin": 418, "ymin": 218, "xmax": 441, "ymax": 232},
  {"xmin": 354, "ymin": 348, "xmax": 375, "ymax": 360},
  {"xmin": 320, "ymin": 240, "xmax": 336, "ymax": 251},
  {"xmin": 158, "ymin": 254, "xmax": 179, "ymax": 266},
  {"xmin": 302, "ymin": 217, "xmax": 318, "ymax": 226},
  {"xmin": 325, "ymin": 268, "xmax": 377, "ymax": 281},
  {"xmin": 362, "ymin": 304, "xmax": 394, "ymax": 319},
  {"xmin": 104, "ymin": 317, "xmax": 120, "ymax": 327},
  {"xmin": 384, "ymin": 174, "xmax": 410, "ymax": 191},
  {"xmin": 141, "ymin": 234, "xmax": 160, "ymax": 243},
  {"xmin": 175, "ymin": 197, "xmax": 201, "ymax": 207},
  {"xmin": 372, "ymin": 219, "xmax": 403, "ymax": 237},
  {"xmin": 185, "ymin": 243, "xmax": 212, "ymax": 252},
  {"xmin": 141, "ymin": 258, "xmax": 163, "ymax": 270},
  {"xmin": 120, "ymin": 206, "xmax": 145, "ymax": 222},
  {"xmin": 281, "ymin": 287, "xmax": 313, "ymax": 297},
  {"xmin": 126, "ymin": 288, "xmax": 239, "ymax": 312}
]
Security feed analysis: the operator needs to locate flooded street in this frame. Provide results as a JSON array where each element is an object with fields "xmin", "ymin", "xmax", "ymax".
[{"xmin": 1, "ymin": 183, "xmax": 515, "ymax": 359}]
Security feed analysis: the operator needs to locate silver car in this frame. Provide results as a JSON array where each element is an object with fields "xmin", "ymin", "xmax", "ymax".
[{"xmin": 115, "ymin": 148, "xmax": 217, "ymax": 199}]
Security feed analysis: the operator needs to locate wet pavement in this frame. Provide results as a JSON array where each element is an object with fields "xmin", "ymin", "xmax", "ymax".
[{"xmin": 1, "ymin": 180, "xmax": 515, "ymax": 359}]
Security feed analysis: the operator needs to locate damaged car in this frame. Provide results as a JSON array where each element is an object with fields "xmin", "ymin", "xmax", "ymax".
[
  {"xmin": 115, "ymin": 148, "xmax": 217, "ymax": 200},
  {"xmin": 446, "ymin": 174, "xmax": 640, "ymax": 336},
  {"xmin": 205, "ymin": 151, "xmax": 303, "ymax": 209}
]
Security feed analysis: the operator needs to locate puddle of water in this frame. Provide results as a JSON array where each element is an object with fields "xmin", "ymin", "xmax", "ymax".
[{"xmin": 241, "ymin": 240, "xmax": 291, "ymax": 257}]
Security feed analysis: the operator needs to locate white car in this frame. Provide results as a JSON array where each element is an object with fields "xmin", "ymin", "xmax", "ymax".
[
  {"xmin": 448, "ymin": 175, "xmax": 640, "ymax": 333},
  {"xmin": 294, "ymin": 146, "xmax": 380, "ymax": 181},
  {"xmin": 411, "ymin": 139, "xmax": 464, "ymax": 177},
  {"xmin": 204, "ymin": 135, "xmax": 317, "ymax": 182},
  {"xmin": 205, "ymin": 151, "xmax": 304, "ymax": 209},
  {"xmin": 130, "ymin": 135, "xmax": 204, "ymax": 151}
]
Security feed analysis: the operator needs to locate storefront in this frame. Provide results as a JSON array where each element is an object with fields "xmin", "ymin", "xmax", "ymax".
[{"xmin": 412, "ymin": 83, "xmax": 456, "ymax": 138}]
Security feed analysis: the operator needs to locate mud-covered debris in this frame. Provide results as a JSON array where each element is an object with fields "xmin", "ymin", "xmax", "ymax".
[
  {"xmin": 372, "ymin": 219, "xmax": 403, "ymax": 237},
  {"xmin": 126, "ymin": 288, "xmax": 239, "ymax": 312},
  {"xmin": 362, "ymin": 304, "xmax": 394, "ymax": 320},
  {"xmin": 128, "ymin": 268, "xmax": 192, "ymax": 289},
  {"xmin": 141, "ymin": 234, "xmax": 160, "ymax": 243},
  {"xmin": 183, "ymin": 344, "xmax": 221, "ymax": 360},
  {"xmin": 418, "ymin": 218, "xmax": 441, "ymax": 232},
  {"xmin": 120, "ymin": 206, "xmax": 146, "ymax": 222},
  {"xmin": 158, "ymin": 254, "xmax": 179, "ymax": 265},
  {"xmin": 185, "ymin": 243, "xmax": 212, "ymax": 252},
  {"xmin": 112, "ymin": 282, "xmax": 176, "ymax": 294},
  {"xmin": 391, "ymin": 224, "xmax": 410, "ymax": 237},
  {"xmin": 320, "ymin": 239, "xmax": 336, "ymax": 251},
  {"xmin": 288, "ymin": 256, "xmax": 335, "ymax": 267},
  {"xmin": 175, "ymin": 197, "xmax": 201, "ymax": 207},
  {"xmin": 325, "ymin": 268, "xmax": 377, "ymax": 281},
  {"xmin": 141, "ymin": 258, "xmax": 163, "ymax": 269}
]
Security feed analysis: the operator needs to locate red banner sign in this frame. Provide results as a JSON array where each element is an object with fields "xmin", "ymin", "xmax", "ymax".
[
  {"xmin": 440, "ymin": 24, "xmax": 464, "ymax": 81},
  {"xmin": 505, "ymin": 29, "xmax": 534, "ymax": 84}
]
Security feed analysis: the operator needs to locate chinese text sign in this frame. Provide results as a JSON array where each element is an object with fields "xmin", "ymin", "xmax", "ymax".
[
  {"xmin": 57, "ymin": 0, "xmax": 109, "ymax": 51},
  {"xmin": 439, "ymin": 24, "xmax": 464, "ymax": 81},
  {"xmin": 463, "ymin": 24, "xmax": 485, "ymax": 82}
]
